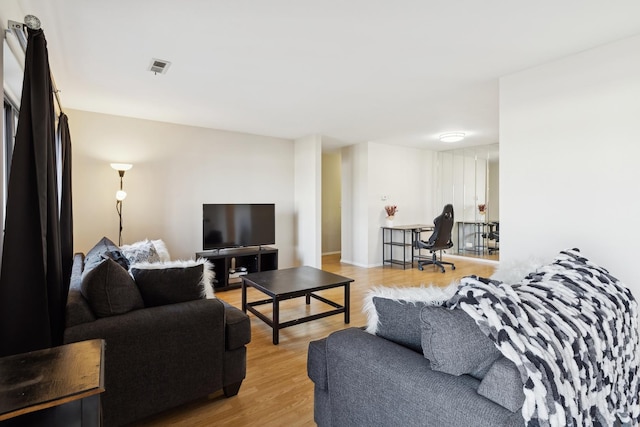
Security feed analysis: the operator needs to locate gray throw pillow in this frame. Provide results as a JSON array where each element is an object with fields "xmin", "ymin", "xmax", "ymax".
[
  {"xmin": 420, "ymin": 306, "xmax": 501, "ymax": 377},
  {"xmin": 131, "ymin": 263, "xmax": 206, "ymax": 307},
  {"xmin": 81, "ymin": 258, "xmax": 144, "ymax": 317},
  {"xmin": 84, "ymin": 236, "xmax": 129, "ymax": 273},
  {"xmin": 477, "ymin": 357, "xmax": 525, "ymax": 412},
  {"xmin": 371, "ymin": 297, "xmax": 431, "ymax": 352}
]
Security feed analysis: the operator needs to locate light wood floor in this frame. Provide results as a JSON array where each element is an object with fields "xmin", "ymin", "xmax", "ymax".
[{"xmin": 134, "ymin": 255, "xmax": 496, "ymax": 427}]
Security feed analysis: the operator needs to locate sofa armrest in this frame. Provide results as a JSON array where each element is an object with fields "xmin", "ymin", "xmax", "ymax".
[
  {"xmin": 308, "ymin": 337, "xmax": 328, "ymax": 390},
  {"xmin": 65, "ymin": 253, "xmax": 96, "ymax": 327},
  {"xmin": 222, "ymin": 302, "xmax": 251, "ymax": 350}
]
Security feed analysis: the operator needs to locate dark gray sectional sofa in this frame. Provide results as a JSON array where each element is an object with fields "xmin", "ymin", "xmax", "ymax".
[{"xmin": 64, "ymin": 252, "xmax": 250, "ymax": 427}]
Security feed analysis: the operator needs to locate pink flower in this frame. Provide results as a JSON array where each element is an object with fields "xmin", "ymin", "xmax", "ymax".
[{"xmin": 385, "ymin": 205, "xmax": 398, "ymax": 217}]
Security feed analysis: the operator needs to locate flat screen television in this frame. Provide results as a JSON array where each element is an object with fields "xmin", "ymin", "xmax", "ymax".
[{"xmin": 203, "ymin": 203, "xmax": 275, "ymax": 250}]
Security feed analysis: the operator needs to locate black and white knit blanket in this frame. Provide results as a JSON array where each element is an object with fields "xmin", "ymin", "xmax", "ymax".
[{"xmin": 449, "ymin": 249, "xmax": 640, "ymax": 427}]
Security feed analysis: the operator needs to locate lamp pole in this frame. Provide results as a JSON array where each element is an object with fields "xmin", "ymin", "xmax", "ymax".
[{"xmin": 111, "ymin": 163, "xmax": 132, "ymax": 246}]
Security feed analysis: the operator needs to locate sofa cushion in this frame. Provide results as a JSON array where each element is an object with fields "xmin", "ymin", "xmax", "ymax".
[
  {"xmin": 363, "ymin": 284, "xmax": 459, "ymax": 352},
  {"xmin": 477, "ymin": 357, "xmax": 525, "ymax": 412},
  {"xmin": 369, "ymin": 297, "xmax": 431, "ymax": 352},
  {"xmin": 120, "ymin": 239, "xmax": 161, "ymax": 264},
  {"xmin": 84, "ymin": 236, "xmax": 129, "ymax": 273},
  {"xmin": 130, "ymin": 259, "xmax": 214, "ymax": 307},
  {"xmin": 420, "ymin": 306, "xmax": 501, "ymax": 377},
  {"xmin": 80, "ymin": 258, "xmax": 144, "ymax": 317}
]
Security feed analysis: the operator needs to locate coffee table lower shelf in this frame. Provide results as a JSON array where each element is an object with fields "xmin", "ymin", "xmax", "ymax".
[{"xmin": 241, "ymin": 266, "xmax": 353, "ymax": 345}]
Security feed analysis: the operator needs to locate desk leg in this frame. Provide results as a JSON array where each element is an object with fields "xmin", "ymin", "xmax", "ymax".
[
  {"xmin": 273, "ymin": 297, "xmax": 280, "ymax": 345},
  {"xmin": 344, "ymin": 283, "xmax": 350, "ymax": 324}
]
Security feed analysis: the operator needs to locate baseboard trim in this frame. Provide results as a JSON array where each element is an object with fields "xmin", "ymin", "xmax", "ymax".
[{"xmin": 444, "ymin": 254, "xmax": 499, "ymax": 266}]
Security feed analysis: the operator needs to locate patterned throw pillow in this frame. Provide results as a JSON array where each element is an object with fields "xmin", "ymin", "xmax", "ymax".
[{"xmin": 120, "ymin": 239, "xmax": 160, "ymax": 264}]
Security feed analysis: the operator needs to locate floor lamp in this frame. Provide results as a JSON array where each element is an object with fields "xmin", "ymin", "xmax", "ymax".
[{"xmin": 110, "ymin": 163, "xmax": 133, "ymax": 246}]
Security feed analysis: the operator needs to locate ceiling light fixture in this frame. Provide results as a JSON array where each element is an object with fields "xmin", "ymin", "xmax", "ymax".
[{"xmin": 439, "ymin": 132, "xmax": 466, "ymax": 143}]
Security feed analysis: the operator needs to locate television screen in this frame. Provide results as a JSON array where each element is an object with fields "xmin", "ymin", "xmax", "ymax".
[{"xmin": 203, "ymin": 204, "xmax": 275, "ymax": 250}]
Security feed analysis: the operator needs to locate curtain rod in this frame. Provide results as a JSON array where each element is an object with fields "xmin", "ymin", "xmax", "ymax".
[{"xmin": 7, "ymin": 15, "xmax": 64, "ymax": 114}]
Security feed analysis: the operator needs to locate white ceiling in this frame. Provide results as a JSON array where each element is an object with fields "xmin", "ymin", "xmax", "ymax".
[{"xmin": 3, "ymin": 1, "xmax": 640, "ymax": 151}]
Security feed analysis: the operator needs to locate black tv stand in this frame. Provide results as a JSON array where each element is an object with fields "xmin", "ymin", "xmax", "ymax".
[{"xmin": 196, "ymin": 246, "xmax": 278, "ymax": 291}]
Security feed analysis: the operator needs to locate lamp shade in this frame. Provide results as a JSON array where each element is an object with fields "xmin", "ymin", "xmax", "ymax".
[
  {"xmin": 116, "ymin": 190, "xmax": 127, "ymax": 201},
  {"xmin": 110, "ymin": 163, "xmax": 133, "ymax": 172}
]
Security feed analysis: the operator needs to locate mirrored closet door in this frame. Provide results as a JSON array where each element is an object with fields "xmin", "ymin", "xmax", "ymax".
[{"xmin": 434, "ymin": 143, "xmax": 499, "ymax": 260}]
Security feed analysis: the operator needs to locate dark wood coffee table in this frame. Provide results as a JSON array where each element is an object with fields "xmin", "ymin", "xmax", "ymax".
[{"xmin": 241, "ymin": 266, "xmax": 353, "ymax": 344}]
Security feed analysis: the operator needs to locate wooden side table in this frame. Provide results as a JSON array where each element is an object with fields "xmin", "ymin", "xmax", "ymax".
[{"xmin": 0, "ymin": 339, "xmax": 105, "ymax": 426}]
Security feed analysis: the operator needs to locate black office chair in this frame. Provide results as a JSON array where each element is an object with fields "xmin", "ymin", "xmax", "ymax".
[
  {"xmin": 483, "ymin": 221, "xmax": 499, "ymax": 254},
  {"xmin": 414, "ymin": 204, "xmax": 456, "ymax": 273}
]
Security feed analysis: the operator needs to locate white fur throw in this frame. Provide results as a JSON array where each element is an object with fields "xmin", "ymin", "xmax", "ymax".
[
  {"xmin": 129, "ymin": 258, "xmax": 215, "ymax": 298},
  {"xmin": 151, "ymin": 239, "xmax": 171, "ymax": 262},
  {"xmin": 363, "ymin": 283, "xmax": 459, "ymax": 334},
  {"xmin": 489, "ymin": 256, "xmax": 551, "ymax": 284}
]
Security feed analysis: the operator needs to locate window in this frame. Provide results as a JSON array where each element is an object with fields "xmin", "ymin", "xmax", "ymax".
[{"xmin": 3, "ymin": 98, "xmax": 18, "ymax": 216}]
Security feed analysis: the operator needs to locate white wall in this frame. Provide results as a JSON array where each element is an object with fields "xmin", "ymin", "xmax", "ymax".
[
  {"xmin": 487, "ymin": 159, "xmax": 499, "ymax": 222},
  {"xmin": 500, "ymin": 34, "xmax": 640, "ymax": 298},
  {"xmin": 340, "ymin": 141, "xmax": 437, "ymax": 267},
  {"xmin": 294, "ymin": 135, "xmax": 322, "ymax": 267},
  {"xmin": 367, "ymin": 142, "xmax": 436, "ymax": 266},
  {"xmin": 322, "ymin": 152, "xmax": 341, "ymax": 254},
  {"xmin": 67, "ymin": 109, "xmax": 296, "ymax": 267},
  {"xmin": 339, "ymin": 146, "xmax": 354, "ymax": 263},
  {"xmin": 340, "ymin": 143, "xmax": 369, "ymax": 266}
]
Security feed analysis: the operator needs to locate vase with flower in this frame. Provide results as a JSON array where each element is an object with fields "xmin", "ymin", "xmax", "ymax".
[
  {"xmin": 478, "ymin": 204, "xmax": 486, "ymax": 219},
  {"xmin": 385, "ymin": 205, "xmax": 398, "ymax": 226}
]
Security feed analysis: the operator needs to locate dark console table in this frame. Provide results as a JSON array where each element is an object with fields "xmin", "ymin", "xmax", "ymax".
[
  {"xmin": 456, "ymin": 221, "xmax": 488, "ymax": 255},
  {"xmin": 382, "ymin": 224, "xmax": 434, "ymax": 269},
  {"xmin": 0, "ymin": 339, "xmax": 105, "ymax": 426},
  {"xmin": 196, "ymin": 246, "xmax": 278, "ymax": 291}
]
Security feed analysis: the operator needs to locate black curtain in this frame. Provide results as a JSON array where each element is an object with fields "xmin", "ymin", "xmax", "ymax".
[
  {"xmin": 0, "ymin": 28, "xmax": 64, "ymax": 356},
  {"xmin": 58, "ymin": 113, "xmax": 74, "ymax": 287}
]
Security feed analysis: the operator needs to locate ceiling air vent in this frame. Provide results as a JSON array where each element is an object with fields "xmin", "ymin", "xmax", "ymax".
[{"xmin": 148, "ymin": 58, "xmax": 171, "ymax": 75}]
